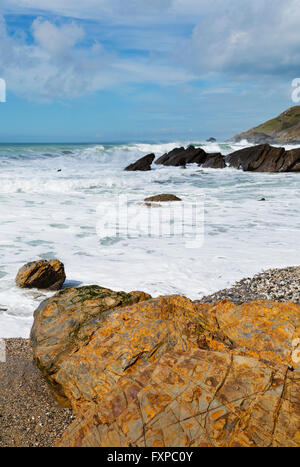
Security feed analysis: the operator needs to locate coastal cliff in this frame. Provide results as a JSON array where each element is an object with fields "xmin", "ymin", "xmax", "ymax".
[{"xmin": 232, "ymin": 106, "xmax": 300, "ymax": 144}]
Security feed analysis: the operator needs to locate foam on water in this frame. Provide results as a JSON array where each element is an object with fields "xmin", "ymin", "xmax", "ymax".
[{"xmin": 1, "ymin": 141, "xmax": 300, "ymax": 337}]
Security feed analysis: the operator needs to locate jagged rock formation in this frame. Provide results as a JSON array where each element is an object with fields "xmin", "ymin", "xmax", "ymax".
[
  {"xmin": 16, "ymin": 259, "xmax": 66, "ymax": 291},
  {"xmin": 227, "ymin": 144, "xmax": 300, "ymax": 172},
  {"xmin": 155, "ymin": 146, "xmax": 208, "ymax": 167},
  {"xmin": 30, "ymin": 290, "xmax": 300, "ymax": 447},
  {"xmin": 232, "ymin": 106, "xmax": 300, "ymax": 144},
  {"xmin": 124, "ymin": 153, "xmax": 155, "ymax": 171},
  {"xmin": 202, "ymin": 153, "xmax": 226, "ymax": 169}
]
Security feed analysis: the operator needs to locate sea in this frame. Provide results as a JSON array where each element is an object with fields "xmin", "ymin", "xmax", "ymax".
[{"xmin": 1, "ymin": 140, "xmax": 300, "ymax": 337}]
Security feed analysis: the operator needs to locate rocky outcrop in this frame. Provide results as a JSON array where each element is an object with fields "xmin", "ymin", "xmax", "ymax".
[
  {"xmin": 123, "ymin": 140, "xmax": 300, "ymax": 173},
  {"xmin": 202, "ymin": 153, "xmax": 226, "ymax": 169},
  {"xmin": 124, "ymin": 153, "xmax": 155, "ymax": 171},
  {"xmin": 232, "ymin": 106, "xmax": 300, "ymax": 144},
  {"xmin": 16, "ymin": 259, "xmax": 66, "ymax": 291},
  {"xmin": 30, "ymin": 285, "xmax": 151, "ymax": 405},
  {"xmin": 207, "ymin": 137, "xmax": 217, "ymax": 142},
  {"xmin": 227, "ymin": 144, "xmax": 300, "ymax": 172},
  {"xmin": 154, "ymin": 146, "xmax": 226, "ymax": 169},
  {"xmin": 144, "ymin": 194, "xmax": 182, "ymax": 202},
  {"xmin": 155, "ymin": 146, "xmax": 207, "ymax": 167},
  {"xmin": 31, "ymin": 292, "xmax": 300, "ymax": 447}
]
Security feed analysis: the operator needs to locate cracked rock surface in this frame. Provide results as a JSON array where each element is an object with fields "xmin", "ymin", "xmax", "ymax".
[
  {"xmin": 200, "ymin": 266, "xmax": 300, "ymax": 305},
  {"xmin": 30, "ymin": 290, "xmax": 300, "ymax": 447}
]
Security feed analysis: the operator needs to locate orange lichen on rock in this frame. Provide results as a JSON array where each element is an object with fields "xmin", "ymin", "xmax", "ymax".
[
  {"xmin": 30, "ymin": 285, "xmax": 152, "ymax": 404},
  {"xmin": 30, "ymin": 292, "xmax": 300, "ymax": 447}
]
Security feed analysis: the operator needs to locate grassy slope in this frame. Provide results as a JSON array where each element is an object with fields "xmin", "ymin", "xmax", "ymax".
[{"xmin": 233, "ymin": 106, "xmax": 300, "ymax": 143}]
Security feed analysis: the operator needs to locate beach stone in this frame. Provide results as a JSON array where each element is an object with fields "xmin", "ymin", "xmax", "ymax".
[
  {"xmin": 16, "ymin": 259, "xmax": 66, "ymax": 291},
  {"xmin": 30, "ymin": 286, "xmax": 151, "ymax": 405},
  {"xmin": 202, "ymin": 153, "xmax": 226, "ymax": 169},
  {"xmin": 227, "ymin": 144, "xmax": 300, "ymax": 172},
  {"xmin": 124, "ymin": 153, "xmax": 155, "ymax": 171},
  {"xmin": 31, "ymin": 294, "xmax": 300, "ymax": 446},
  {"xmin": 144, "ymin": 194, "xmax": 182, "ymax": 202}
]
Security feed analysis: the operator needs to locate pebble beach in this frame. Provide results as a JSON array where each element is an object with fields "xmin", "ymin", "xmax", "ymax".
[{"xmin": 0, "ymin": 338, "xmax": 73, "ymax": 447}]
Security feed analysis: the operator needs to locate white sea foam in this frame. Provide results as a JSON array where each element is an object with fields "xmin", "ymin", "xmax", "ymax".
[{"xmin": 1, "ymin": 141, "xmax": 300, "ymax": 337}]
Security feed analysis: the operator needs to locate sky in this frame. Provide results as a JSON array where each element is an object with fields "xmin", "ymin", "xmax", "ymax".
[{"xmin": 0, "ymin": 0, "xmax": 300, "ymax": 142}]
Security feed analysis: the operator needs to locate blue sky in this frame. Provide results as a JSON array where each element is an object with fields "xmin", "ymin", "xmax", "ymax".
[{"xmin": 0, "ymin": 0, "xmax": 300, "ymax": 142}]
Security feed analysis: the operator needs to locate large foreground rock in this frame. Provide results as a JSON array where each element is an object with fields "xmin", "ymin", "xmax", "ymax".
[
  {"xmin": 30, "ymin": 285, "xmax": 151, "ymax": 405},
  {"xmin": 227, "ymin": 144, "xmax": 300, "ymax": 172},
  {"xmin": 31, "ymin": 293, "xmax": 300, "ymax": 447},
  {"xmin": 144, "ymin": 194, "xmax": 182, "ymax": 203},
  {"xmin": 16, "ymin": 259, "xmax": 66, "ymax": 291},
  {"xmin": 124, "ymin": 153, "xmax": 155, "ymax": 171},
  {"xmin": 58, "ymin": 349, "xmax": 299, "ymax": 447}
]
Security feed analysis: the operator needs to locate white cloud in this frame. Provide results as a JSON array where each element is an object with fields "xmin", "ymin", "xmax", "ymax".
[
  {"xmin": 32, "ymin": 18, "xmax": 84, "ymax": 54},
  {"xmin": 0, "ymin": 14, "xmax": 195, "ymax": 101},
  {"xmin": 1, "ymin": 1, "xmax": 300, "ymax": 101}
]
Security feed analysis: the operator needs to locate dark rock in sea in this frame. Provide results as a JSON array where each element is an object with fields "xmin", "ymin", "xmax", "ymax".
[
  {"xmin": 155, "ymin": 146, "xmax": 207, "ymax": 167},
  {"xmin": 144, "ymin": 194, "xmax": 182, "ymax": 202},
  {"xmin": 30, "ymin": 286, "xmax": 151, "ymax": 405},
  {"xmin": 202, "ymin": 153, "xmax": 226, "ymax": 169},
  {"xmin": 155, "ymin": 147, "xmax": 184, "ymax": 165},
  {"xmin": 259, "ymin": 198, "xmax": 266, "ymax": 201},
  {"xmin": 226, "ymin": 144, "xmax": 300, "ymax": 172},
  {"xmin": 16, "ymin": 259, "xmax": 66, "ymax": 291},
  {"xmin": 124, "ymin": 153, "xmax": 155, "ymax": 171},
  {"xmin": 206, "ymin": 137, "xmax": 217, "ymax": 142},
  {"xmin": 57, "ymin": 169, "xmax": 62, "ymax": 172}
]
